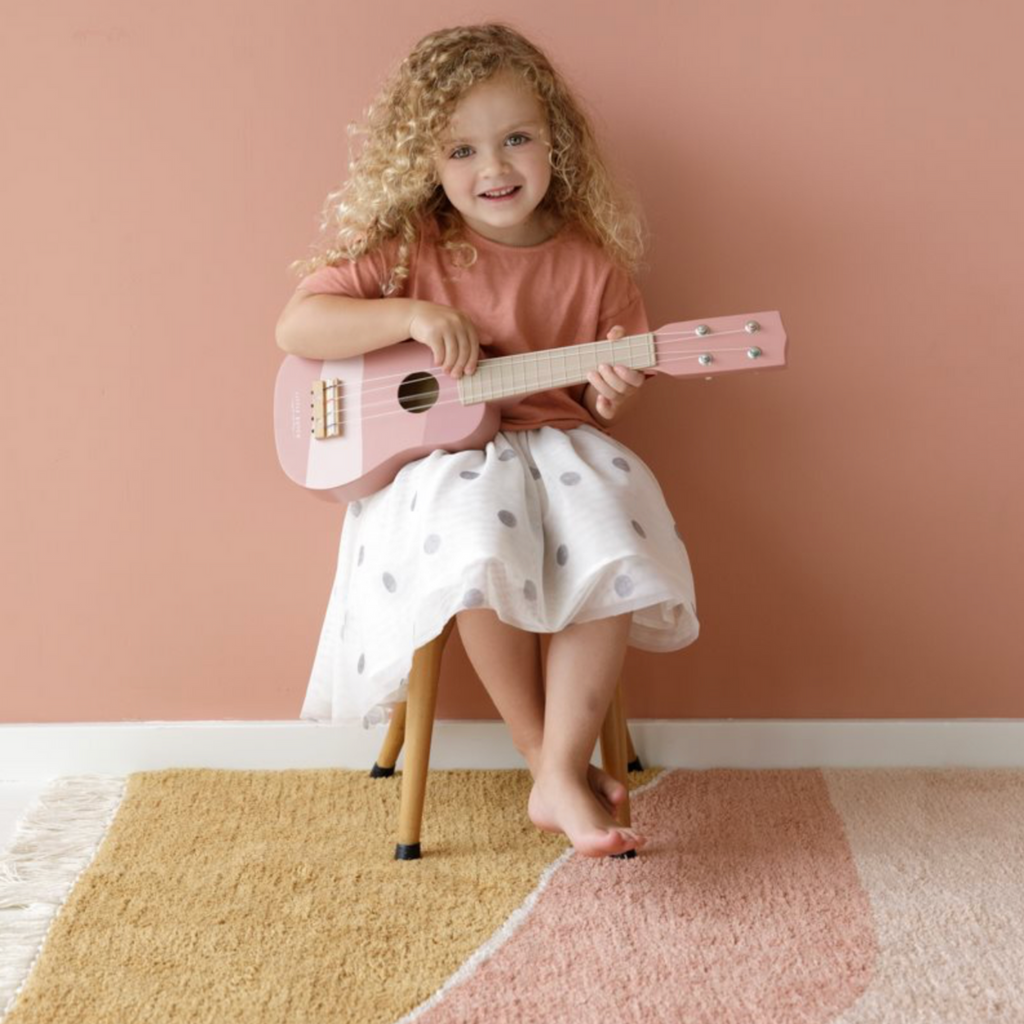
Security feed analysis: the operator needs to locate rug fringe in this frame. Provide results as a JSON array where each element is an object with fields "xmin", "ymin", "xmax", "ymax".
[{"xmin": 0, "ymin": 775, "xmax": 127, "ymax": 1020}]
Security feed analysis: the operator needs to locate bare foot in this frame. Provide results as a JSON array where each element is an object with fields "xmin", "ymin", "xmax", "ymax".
[
  {"xmin": 587, "ymin": 764, "xmax": 627, "ymax": 815},
  {"xmin": 526, "ymin": 761, "xmax": 626, "ymax": 815},
  {"xmin": 528, "ymin": 769, "xmax": 646, "ymax": 857}
]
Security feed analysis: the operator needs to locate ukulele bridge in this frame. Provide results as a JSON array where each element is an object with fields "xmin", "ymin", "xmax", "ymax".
[{"xmin": 311, "ymin": 379, "xmax": 342, "ymax": 439}]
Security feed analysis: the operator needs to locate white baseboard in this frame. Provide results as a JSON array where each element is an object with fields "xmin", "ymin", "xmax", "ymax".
[{"xmin": 1, "ymin": 720, "xmax": 1023, "ymax": 779}]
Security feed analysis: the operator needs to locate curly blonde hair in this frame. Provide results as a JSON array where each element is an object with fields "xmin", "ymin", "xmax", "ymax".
[{"xmin": 288, "ymin": 22, "xmax": 649, "ymax": 296}]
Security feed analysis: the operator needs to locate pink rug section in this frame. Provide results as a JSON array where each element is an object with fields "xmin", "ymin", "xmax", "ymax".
[{"xmin": 416, "ymin": 769, "xmax": 877, "ymax": 1023}]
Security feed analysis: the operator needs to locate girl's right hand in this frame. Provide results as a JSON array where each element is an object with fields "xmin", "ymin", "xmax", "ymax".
[{"xmin": 407, "ymin": 300, "xmax": 488, "ymax": 379}]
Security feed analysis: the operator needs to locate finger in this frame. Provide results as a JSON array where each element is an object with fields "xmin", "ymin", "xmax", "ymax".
[
  {"xmin": 443, "ymin": 334, "xmax": 459, "ymax": 376},
  {"xmin": 613, "ymin": 364, "xmax": 646, "ymax": 387},
  {"xmin": 465, "ymin": 327, "xmax": 481, "ymax": 376},
  {"xmin": 607, "ymin": 325, "xmax": 625, "ymax": 339},
  {"xmin": 586, "ymin": 369, "xmax": 614, "ymax": 400},
  {"xmin": 434, "ymin": 337, "xmax": 450, "ymax": 370},
  {"xmin": 592, "ymin": 364, "xmax": 629, "ymax": 395},
  {"xmin": 452, "ymin": 330, "xmax": 471, "ymax": 378}
]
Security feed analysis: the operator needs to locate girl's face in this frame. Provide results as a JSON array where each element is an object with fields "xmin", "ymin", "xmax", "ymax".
[{"xmin": 434, "ymin": 70, "xmax": 555, "ymax": 246}]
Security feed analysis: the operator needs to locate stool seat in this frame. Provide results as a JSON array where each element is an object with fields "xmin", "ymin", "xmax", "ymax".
[{"xmin": 370, "ymin": 619, "xmax": 645, "ymax": 860}]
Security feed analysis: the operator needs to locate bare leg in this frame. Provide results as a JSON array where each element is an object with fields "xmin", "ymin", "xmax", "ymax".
[
  {"xmin": 528, "ymin": 613, "xmax": 646, "ymax": 857},
  {"xmin": 455, "ymin": 609, "xmax": 626, "ymax": 812}
]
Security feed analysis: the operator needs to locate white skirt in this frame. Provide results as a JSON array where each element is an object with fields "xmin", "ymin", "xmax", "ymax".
[{"xmin": 300, "ymin": 424, "xmax": 699, "ymax": 727}]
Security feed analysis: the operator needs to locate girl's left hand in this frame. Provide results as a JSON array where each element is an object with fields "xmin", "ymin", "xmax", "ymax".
[{"xmin": 586, "ymin": 325, "xmax": 647, "ymax": 421}]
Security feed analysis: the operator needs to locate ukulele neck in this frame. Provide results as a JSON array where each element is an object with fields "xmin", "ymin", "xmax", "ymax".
[{"xmin": 457, "ymin": 332, "xmax": 655, "ymax": 406}]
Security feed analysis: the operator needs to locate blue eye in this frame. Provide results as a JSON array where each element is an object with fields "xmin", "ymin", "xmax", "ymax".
[{"xmin": 449, "ymin": 134, "xmax": 530, "ymax": 159}]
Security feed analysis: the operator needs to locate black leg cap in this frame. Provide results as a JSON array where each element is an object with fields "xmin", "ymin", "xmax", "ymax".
[
  {"xmin": 627, "ymin": 758, "xmax": 644, "ymax": 773},
  {"xmin": 395, "ymin": 842, "xmax": 422, "ymax": 860},
  {"xmin": 370, "ymin": 762, "xmax": 395, "ymax": 778},
  {"xmin": 609, "ymin": 848, "xmax": 638, "ymax": 859}
]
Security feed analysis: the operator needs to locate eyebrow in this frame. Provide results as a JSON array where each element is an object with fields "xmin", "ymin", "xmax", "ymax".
[{"xmin": 445, "ymin": 121, "xmax": 543, "ymax": 145}]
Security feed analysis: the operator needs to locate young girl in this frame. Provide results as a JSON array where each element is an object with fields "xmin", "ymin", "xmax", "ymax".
[{"xmin": 277, "ymin": 23, "xmax": 699, "ymax": 858}]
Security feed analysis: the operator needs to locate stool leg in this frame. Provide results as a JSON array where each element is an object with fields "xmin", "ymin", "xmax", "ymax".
[
  {"xmin": 599, "ymin": 679, "xmax": 637, "ymax": 860},
  {"xmin": 395, "ymin": 620, "xmax": 454, "ymax": 860},
  {"xmin": 625, "ymin": 723, "xmax": 644, "ymax": 773},
  {"xmin": 370, "ymin": 702, "xmax": 406, "ymax": 778}
]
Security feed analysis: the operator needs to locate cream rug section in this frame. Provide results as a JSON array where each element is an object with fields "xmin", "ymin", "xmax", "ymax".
[
  {"xmin": 823, "ymin": 768, "xmax": 1024, "ymax": 1023},
  {"xmin": 0, "ymin": 777, "xmax": 127, "ymax": 1018}
]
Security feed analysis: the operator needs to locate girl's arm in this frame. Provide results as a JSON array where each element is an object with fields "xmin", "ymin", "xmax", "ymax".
[
  {"xmin": 276, "ymin": 292, "xmax": 486, "ymax": 378},
  {"xmin": 275, "ymin": 292, "xmax": 419, "ymax": 360}
]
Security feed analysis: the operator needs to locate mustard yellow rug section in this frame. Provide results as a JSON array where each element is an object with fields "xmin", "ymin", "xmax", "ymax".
[{"xmin": 4, "ymin": 767, "xmax": 660, "ymax": 1024}]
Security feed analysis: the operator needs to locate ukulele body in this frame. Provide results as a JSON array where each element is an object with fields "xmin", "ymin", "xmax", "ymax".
[{"xmin": 274, "ymin": 341, "xmax": 502, "ymax": 503}]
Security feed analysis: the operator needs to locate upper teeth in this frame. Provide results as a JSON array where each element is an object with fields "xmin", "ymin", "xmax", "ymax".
[{"xmin": 484, "ymin": 187, "xmax": 516, "ymax": 197}]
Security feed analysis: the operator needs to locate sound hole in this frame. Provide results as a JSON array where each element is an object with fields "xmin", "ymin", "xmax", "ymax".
[{"xmin": 397, "ymin": 371, "xmax": 440, "ymax": 414}]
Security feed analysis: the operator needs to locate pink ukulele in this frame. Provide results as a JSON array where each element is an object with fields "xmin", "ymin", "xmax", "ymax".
[{"xmin": 274, "ymin": 311, "xmax": 787, "ymax": 502}]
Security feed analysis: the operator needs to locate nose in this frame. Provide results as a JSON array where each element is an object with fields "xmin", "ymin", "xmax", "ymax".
[{"xmin": 479, "ymin": 145, "xmax": 513, "ymax": 176}]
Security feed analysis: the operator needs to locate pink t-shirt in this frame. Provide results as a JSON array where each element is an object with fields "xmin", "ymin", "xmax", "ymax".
[{"xmin": 294, "ymin": 216, "xmax": 651, "ymax": 433}]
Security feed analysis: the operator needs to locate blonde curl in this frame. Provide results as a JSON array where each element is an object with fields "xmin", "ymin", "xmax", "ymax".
[{"xmin": 288, "ymin": 22, "xmax": 649, "ymax": 296}]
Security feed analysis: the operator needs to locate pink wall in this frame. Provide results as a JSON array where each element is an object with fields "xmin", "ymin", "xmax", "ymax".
[{"xmin": 2, "ymin": 1, "xmax": 1022, "ymax": 724}]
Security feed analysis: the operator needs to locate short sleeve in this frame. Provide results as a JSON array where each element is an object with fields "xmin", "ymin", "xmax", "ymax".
[
  {"xmin": 294, "ymin": 236, "xmax": 404, "ymax": 299},
  {"xmin": 596, "ymin": 267, "xmax": 650, "ymax": 340}
]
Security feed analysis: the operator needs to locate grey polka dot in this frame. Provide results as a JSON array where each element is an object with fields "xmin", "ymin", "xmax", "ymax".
[
  {"xmin": 612, "ymin": 457, "xmax": 631, "ymax": 472},
  {"xmin": 560, "ymin": 471, "xmax": 581, "ymax": 486},
  {"xmin": 460, "ymin": 470, "xmax": 480, "ymax": 480},
  {"xmin": 632, "ymin": 520, "xmax": 647, "ymax": 538},
  {"xmin": 382, "ymin": 572, "xmax": 397, "ymax": 593},
  {"xmin": 351, "ymin": 499, "xmax": 363, "ymax": 516},
  {"xmin": 463, "ymin": 588, "xmax": 485, "ymax": 608},
  {"xmin": 556, "ymin": 544, "xmax": 569, "ymax": 567},
  {"xmin": 498, "ymin": 448, "xmax": 517, "ymax": 461},
  {"xmin": 614, "ymin": 575, "xmax": 635, "ymax": 597},
  {"xmin": 529, "ymin": 467, "xmax": 541, "ymax": 480},
  {"xmin": 523, "ymin": 579, "xmax": 537, "ymax": 601},
  {"xmin": 410, "ymin": 492, "xmax": 418, "ymax": 512},
  {"xmin": 498, "ymin": 510, "xmax": 517, "ymax": 527},
  {"xmin": 424, "ymin": 534, "xmax": 441, "ymax": 554},
  {"xmin": 357, "ymin": 653, "xmax": 365, "ymax": 674},
  {"xmin": 358, "ymin": 545, "xmax": 365, "ymax": 566}
]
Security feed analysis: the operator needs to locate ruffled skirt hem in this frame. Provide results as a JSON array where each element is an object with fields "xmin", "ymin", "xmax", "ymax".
[{"xmin": 300, "ymin": 552, "xmax": 699, "ymax": 727}]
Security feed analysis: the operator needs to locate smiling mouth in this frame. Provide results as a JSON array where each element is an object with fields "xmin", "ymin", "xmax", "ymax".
[{"xmin": 479, "ymin": 186, "xmax": 522, "ymax": 199}]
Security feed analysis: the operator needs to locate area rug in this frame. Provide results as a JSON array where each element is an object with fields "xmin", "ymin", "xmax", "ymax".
[{"xmin": 1, "ymin": 766, "xmax": 1023, "ymax": 1023}]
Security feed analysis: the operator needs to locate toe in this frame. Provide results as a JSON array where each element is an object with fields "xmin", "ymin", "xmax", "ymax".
[
  {"xmin": 596, "ymin": 769, "xmax": 628, "ymax": 806},
  {"xmin": 587, "ymin": 767, "xmax": 625, "ymax": 813}
]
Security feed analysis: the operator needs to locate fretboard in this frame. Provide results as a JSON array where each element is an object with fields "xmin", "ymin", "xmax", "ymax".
[{"xmin": 457, "ymin": 332, "xmax": 656, "ymax": 406}]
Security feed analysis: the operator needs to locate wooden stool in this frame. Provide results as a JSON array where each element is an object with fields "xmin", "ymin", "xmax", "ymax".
[{"xmin": 370, "ymin": 619, "xmax": 645, "ymax": 860}]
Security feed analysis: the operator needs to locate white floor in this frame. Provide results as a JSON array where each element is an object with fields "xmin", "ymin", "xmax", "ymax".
[{"xmin": 0, "ymin": 780, "xmax": 52, "ymax": 855}]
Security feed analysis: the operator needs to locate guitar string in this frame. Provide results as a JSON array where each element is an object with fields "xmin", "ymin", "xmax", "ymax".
[
  {"xmin": 309, "ymin": 326, "xmax": 761, "ymax": 398},
  {"xmin": 311, "ymin": 325, "xmax": 761, "ymax": 393},
  {"xmin": 317, "ymin": 347, "xmax": 759, "ymax": 430},
  {"xmin": 318, "ymin": 344, "xmax": 765, "ymax": 427},
  {"xmin": 322, "ymin": 339, "xmax": 764, "ymax": 419}
]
